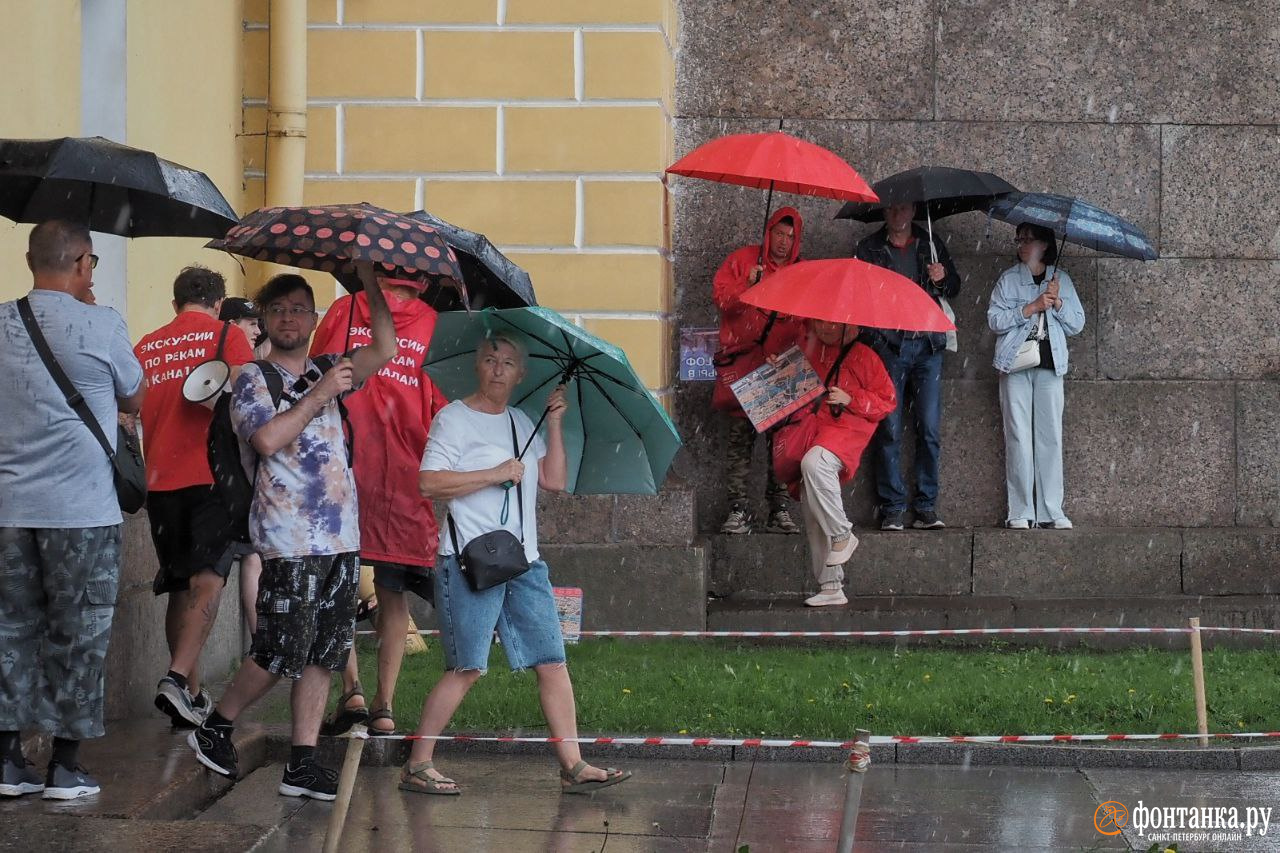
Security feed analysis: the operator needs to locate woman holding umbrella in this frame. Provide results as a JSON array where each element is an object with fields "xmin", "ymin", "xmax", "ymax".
[
  {"xmin": 987, "ymin": 224, "xmax": 1086, "ymax": 530},
  {"xmin": 402, "ymin": 332, "xmax": 631, "ymax": 796},
  {"xmin": 772, "ymin": 320, "xmax": 897, "ymax": 606}
]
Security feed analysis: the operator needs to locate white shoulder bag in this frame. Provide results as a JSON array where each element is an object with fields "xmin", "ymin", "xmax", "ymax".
[{"xmin": 1008, "ymin": 311, "xmax": 1046, "ymax": 373}]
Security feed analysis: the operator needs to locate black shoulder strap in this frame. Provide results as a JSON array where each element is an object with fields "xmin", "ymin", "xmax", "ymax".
[
  {"xmin": 17, "ymin": 297, "xmax": 117, "ymax": 463},
  {"xmin": 809, "ymin": 339, "xmax": 860, "ymax": 415},
  {"xmin": 755, "ymin": 311, "xmax": 778, "ymax": 348},
  {"xmin": 214, "ymin": 321, "xmax": 231, "ymax": 361},
  {"xmin": 254, "ymin": 359, "xmax": 287, "ymax": 408}
]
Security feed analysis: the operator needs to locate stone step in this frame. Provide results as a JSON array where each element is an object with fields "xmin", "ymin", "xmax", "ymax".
[
  {"xmin": 707, "ymin": 596, "xmax": 1280, "ymax": 648},
  {"xmin": 706, "ymin": 527, "xmax": 1280, "ymax": 598}
]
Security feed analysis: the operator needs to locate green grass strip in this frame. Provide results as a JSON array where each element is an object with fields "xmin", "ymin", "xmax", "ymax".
[{"xmin": 265, "ymin": 639, "xmax": 1280, "ymax": 740}]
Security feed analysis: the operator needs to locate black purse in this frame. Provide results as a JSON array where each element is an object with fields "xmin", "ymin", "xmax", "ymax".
[
  {"xmin": 446, "ymin": 412, "xmax": 530, "ymax": 592},
  {"xmin": 17, "ymin": 297, "xmax": 147, "ymax": 514}
]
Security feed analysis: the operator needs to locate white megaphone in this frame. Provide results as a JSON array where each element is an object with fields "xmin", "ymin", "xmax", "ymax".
[{"xmin": 182, "ymin": 359, "xmax": 232, "ymax": 404}]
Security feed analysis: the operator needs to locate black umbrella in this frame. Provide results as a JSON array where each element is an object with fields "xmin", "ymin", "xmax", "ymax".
[
  {"xmin": 404, "ymin": 210, "xmax": 536, "ymax": 310},
  {"xmin": 0, "ymin": 136, "xmax": 238, "ymax": 238},
  {"xmin": 987, "ymin": 192, "xmax": 1158, "ymax": 262},
  {"xmin": 834, "ymin": 166, "xmax": 1017, "ymax": 223}
]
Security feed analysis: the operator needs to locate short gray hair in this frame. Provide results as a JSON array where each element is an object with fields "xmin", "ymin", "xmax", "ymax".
[{"xmin": 476, "ymin": 331, "xmax": 528, "ymax": 368}]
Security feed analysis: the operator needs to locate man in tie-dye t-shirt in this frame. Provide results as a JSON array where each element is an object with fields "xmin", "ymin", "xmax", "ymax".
[{"xmin": 188, "ymin": 266, "xmax": 396, "ymax": 802}]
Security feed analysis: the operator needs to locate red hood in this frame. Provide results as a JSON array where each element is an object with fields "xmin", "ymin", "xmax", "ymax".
[{"xmin": 761, "ymin": 205, "xmax": 803, "ymax": 271}]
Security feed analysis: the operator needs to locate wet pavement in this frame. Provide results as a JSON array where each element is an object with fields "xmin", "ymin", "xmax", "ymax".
[{"xmin": 4, "ymin": 721, "xmax": 1280, "ymax": 851}]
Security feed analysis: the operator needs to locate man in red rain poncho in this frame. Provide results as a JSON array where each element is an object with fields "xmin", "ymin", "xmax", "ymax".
[
  {"xmin": 711, "ymin": 206, "xmax": 807, "ymax": 535},
  {"xmin": 309, "ymin": 274, "xmax": 447, "ymax": 736},
  {"xmin": 772, "ymin": 320, "xmax": 896, "ymax": 607}
]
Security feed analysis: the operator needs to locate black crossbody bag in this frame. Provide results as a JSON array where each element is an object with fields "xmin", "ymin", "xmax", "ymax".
[
  {"xmin": 17, "ymin": 297, "xmax": 146, "ymax": 513},
  {"xmin": 446, "ymin": 412, "xmax": 530, "ymax": 591}
]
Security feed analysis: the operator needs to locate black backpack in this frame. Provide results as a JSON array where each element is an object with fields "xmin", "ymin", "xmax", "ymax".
[{"xmin": 207, "ymin": 351, "xmax": 349, "ymax": 542}]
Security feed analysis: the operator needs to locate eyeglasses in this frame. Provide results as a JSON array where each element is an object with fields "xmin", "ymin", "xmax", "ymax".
[
  {"xmin": 76, "ymin": 252, "xmax": 100, "ymax": 269},
  {"xmin": 263, "ymin": 305, "xmax": 315, "ymax": 318},
  {"xmin": 1013, "ymin": 237, "xmax": 1041, "ymax": 245}
]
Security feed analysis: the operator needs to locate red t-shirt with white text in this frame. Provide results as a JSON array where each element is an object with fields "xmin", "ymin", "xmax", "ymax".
[{"xmin": 134, "ymin": 310, "xmax": 254, "ymax": 492}]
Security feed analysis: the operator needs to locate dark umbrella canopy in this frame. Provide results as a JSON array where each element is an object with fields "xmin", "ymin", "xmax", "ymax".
[
  {"xmin": 835, "ymin": 166, "xmax": 1017, "ymax": 222},
  {"xmin": 404, "ymin": 210, "xmax": 536, "ymax": 310},
  {"xmin": 209, "ymin": 203, "xmax": 465, "ymax": 299},
  {"xmin": 987, "ymin": 192, "xmax": 1158, "ymax": 261},
  {"xmin": 0, "ymin": 136, "xmax": 238, "ymax": 238}
]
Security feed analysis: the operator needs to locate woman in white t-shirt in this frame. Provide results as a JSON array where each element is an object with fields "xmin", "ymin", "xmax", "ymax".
[{"xmin": 402, "ymin": 332, "xmax": 632, "ymax": 797}]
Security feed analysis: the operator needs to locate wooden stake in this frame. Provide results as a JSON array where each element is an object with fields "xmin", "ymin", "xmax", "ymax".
[
  {"xmin": 1189, "ymin": 617, "xmax": 1209, "ymax": 747},
  {"xmin": 322, "ymin": 726, "xmax": 367, "ymax": 853}
]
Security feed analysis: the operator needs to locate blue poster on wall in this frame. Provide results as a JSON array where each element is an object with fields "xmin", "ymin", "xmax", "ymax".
[{"xmin": 679, "ymin": 326, "xmax": 718, "ymax": 381}]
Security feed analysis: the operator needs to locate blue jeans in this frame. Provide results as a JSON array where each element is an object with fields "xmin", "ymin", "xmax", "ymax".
[
  {"xmin": 873, "ymin": 337, "xmax": 943, "ymax": 514},
  {"xmin": 434, "ymin": 555, "xmax": 566, "ymax": 673}
]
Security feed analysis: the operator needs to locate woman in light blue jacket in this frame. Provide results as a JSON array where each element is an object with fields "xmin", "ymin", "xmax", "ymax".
[{"xmin": 987, "ymin": 224, "xmax": 1085, "ymax": 529}]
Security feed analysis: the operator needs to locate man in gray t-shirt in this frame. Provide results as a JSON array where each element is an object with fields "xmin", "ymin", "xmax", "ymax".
[{"xmin": 0, "ymin": 220, "xmax": 145, "ymax": 801}]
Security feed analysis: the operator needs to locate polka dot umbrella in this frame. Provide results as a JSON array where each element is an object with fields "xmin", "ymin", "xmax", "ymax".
[{"xmin": 208, "ymin": 202, "xmax": 464, "ymax": 300}]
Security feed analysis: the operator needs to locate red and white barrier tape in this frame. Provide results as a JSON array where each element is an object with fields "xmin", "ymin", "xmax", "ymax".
[{"xmin": 343, "ymin": 731, "xmax": 1280, "ymax": 747}]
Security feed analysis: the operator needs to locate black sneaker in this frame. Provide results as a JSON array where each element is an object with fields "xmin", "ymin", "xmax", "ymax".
[
  {"xmin": 156, "ymin": 675, "xmax": 202, "ymax": 727},
  {"xmin": 42, "ymin": 763, "xmax": 99, "ymax": 800},
  {"xmin": 189, "ymin": 722, "xmax": 238, "ymax": 778},
  {"xmin": 912, "ymin": 510, "xmax": 946, "ymax": 530},
  {"xmin": 0, "ymin": 756, "xmax": 44, "ymax": 797},
  {"xmin": 279, "ymin": 756, "xmax": 338, "ymax": 800},
  {"xmin": 880, "ymin": 510, "xmax": 905, "ymax": 531}
]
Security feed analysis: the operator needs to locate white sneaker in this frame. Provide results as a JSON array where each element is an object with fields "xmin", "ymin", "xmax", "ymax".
[
  {"xmin": 1047, "ymin": 517, "xmax": 1073, "ymax": 530},
  {"xmin": 1004, "ymin": 519, "xmax": 1030, "ymax": 530},
  {"xmin": 824, "ymin": 533, "xmax": 859, "ymax": 567},
  {"xmin": 804, "ymin": 589, "xmax": 848, "ymax": 607}
]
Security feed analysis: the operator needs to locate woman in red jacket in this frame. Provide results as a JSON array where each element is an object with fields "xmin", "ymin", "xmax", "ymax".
[
  {"xmin": 309, "ymin": 276, "xmax": 446, "ymax": 735},
  {"xmin": 773, "ymin": 320, "xmax": 896, "ymax": 606},
  {"xmin": 712, "ymin": 206, "xmax": 807, "ymax": 534}
]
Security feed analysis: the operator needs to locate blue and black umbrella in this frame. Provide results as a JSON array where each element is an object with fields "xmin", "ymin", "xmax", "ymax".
[{"xmin": 987, "ymin": 192, "xmax": 1158, "ymax": 262}]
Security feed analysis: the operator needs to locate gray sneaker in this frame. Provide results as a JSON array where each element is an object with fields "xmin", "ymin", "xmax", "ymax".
[
  {"xmin": 43, "ymin": 763, "xmax": 99, "ymax": 800},
  {"xmin": 720, "ymin": 508, "xmax": 751, "ymax": 534},
  {"xmin": 880, "ymin": 510, "xmax": 905, "ymax": 531},
  {"xmin": 156, "ymin": 676, "xmax": 202, "ymax": 727},
  {"xmin": 765, "ymin": 509, "xmax": 800, "ymax": 534},
  {"xmin": 912, "ymin": 510, "xmax": 946, "ymax": 530},
  {"xmin": 0, "ymin": 756, "xmax": 44, "ymax": 797}
]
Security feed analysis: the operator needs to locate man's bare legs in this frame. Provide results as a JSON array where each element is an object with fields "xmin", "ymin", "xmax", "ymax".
[
  {"xmin": 370, "ymin": 587, "xmax": 409, "ymax": 730},
  {"xmin": 165, "ymin": 570, "xmax": 224, "ymax": 696}
]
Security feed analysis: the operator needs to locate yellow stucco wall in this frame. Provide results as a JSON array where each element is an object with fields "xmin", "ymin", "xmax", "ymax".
[
  {"xmin": 0, "ymin": 0, "xmax": 83, "ymax": 303},
  {"xmin": 242, "ymin": 1, "xmax": 677, "ymax": 394},
  {"xmin": 0, "ymin": 1, "xmax": 244, "ymax": 339},
  {"xmin": 126, "ymin": 0, "xmax": 246, "ymax": 337}
]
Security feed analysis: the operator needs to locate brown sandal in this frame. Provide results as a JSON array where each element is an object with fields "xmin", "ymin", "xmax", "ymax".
[
  {"xmin": 368, "ymin": 707, "xmax": 396, "ymax": 737},
  {"xmin": 559, "ymin": 760, "xmax": 632, "ymax": 794},
  {"xmin": 399, "ymin": 761, "xmax": 461, "ymax": 796},
  {"xmin": 319, "ymin": 684, "xmax": 368, "ymax": 737}
]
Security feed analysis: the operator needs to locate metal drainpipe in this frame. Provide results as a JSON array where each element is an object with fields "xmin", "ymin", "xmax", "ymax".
[{"xmin": 265, "ymin": 0, "xmax": 306, "ymax": 212}]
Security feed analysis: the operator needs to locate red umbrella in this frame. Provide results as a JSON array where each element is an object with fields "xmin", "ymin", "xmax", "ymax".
[
  {"xmin": 666, "ymin": 131, "xmax": 878, "ymax": 202},
  {"xmin": 739, "ymin": 258, "xmax": 955, "ymax": 333}
]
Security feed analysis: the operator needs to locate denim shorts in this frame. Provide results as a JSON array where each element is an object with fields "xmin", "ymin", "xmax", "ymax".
[{"xmin": 434, "ymin": 555, "xmax": 565, "ymax": 672}]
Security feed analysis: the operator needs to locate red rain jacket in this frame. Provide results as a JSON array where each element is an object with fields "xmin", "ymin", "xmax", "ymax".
[
  {"xmin": 711, "ymin": 206, "xmax": 807, "ymax": 416},
  {"xmin": 773, "ymin": 334, "xmax": 896, "ymax": 498},
  {"xmin": 311, "ymin": 291, "xmax": 446, "ymax": 569}
]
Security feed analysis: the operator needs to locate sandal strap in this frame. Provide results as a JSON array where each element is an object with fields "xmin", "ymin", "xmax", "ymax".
[
  {"xmin": 337, "ymin": 683, "xmax": 365, "ymax": 705},
  {"xmin": 560, "ymin": 759, "xmax": 590, "ymax": 782},
  {"xmin": 406, "ymin": 761, "xmax": 454, "ymax": 784},
  {"xmin": 369, "ymin": 708, "xmax": 395, "ymax": 721}
]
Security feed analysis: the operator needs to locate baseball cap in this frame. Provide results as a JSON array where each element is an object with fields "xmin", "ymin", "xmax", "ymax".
[{"xmin": 219, "ymin": 297, "xmax": 259, "ymax": 322}]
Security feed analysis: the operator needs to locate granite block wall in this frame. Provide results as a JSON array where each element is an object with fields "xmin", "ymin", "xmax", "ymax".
[{"xmin": 670, "ymin": 0, "xmax": 1280, "ymax": 542}]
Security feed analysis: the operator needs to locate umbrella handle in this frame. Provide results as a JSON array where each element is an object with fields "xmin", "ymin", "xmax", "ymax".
[{"xmin": 829, "ymin": 403, "xmax": 845, "ymax": 420}]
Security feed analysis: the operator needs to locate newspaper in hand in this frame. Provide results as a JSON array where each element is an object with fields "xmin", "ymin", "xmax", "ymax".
[
  {"xmin": 552, "ymin": 586, "xmax": 583, "ymax": 644},
  {"xmin": 729, "ymin": 345, "xmax": 824, "ymax": 432}
]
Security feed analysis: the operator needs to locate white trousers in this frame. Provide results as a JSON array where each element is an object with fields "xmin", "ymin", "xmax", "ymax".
[
  {"xmin": 799, "ymin": 446, "xmax": 851, "ymax": 588},
  {"xmin": 998, "ymin": 368, "xmax": 1066, "ymax": 524}
]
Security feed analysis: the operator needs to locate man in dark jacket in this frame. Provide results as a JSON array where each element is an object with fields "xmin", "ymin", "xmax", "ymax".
[{"xmin": 854, "ymin": 202, "xmax": 961, "ymax": 531}]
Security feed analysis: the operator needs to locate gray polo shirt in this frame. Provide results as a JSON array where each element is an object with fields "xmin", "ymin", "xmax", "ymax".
[{"xmin": 0, "ymin": 289, "xmax": 144, "ymax": 528}]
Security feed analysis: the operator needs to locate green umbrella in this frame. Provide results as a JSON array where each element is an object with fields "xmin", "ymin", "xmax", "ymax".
[{"xmin": 425, "ymin": 307, "xmax": 682, "ymax": 495}]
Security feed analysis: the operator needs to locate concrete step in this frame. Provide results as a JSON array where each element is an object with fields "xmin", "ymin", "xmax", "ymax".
[
  {"xmin": 706, "ymin": 526, "xmax": 1280, "ymax": 598},
  {"xmin": 707, "ymin": 595, "xmax": 1280, "ymax": 648},
  {"xmin": 0, "ymin": 718, "xmax": 271, "ymax": 823}
]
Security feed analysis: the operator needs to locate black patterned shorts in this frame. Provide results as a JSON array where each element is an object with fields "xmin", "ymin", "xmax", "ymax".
[{"xmin": 250, "ymin": 552, "xmax": 359, "ymax": 679}]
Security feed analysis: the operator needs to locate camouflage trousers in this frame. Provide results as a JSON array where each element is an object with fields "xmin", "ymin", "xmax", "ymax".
[
  {"xmin": 0, "ymin": 526, "xmax": 121, "ymax": 740},
  {"xmin": 724, "ymin": 416, "xmax": 789, "ymax": 513}
]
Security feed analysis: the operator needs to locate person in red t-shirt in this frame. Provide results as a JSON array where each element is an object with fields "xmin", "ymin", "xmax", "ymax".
[
  {"xmin": 134, "ymin": 266, "xmax": 254, "ymax": 727},
  {"xmin": 309, "ymin": 274, "xmax": 445, "ymax": 736}
]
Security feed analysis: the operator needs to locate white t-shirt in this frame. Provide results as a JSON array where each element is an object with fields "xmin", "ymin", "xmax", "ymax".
[{"xmin": 420, "ymin": 400, "xmax": 547, "ymax": 563}]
